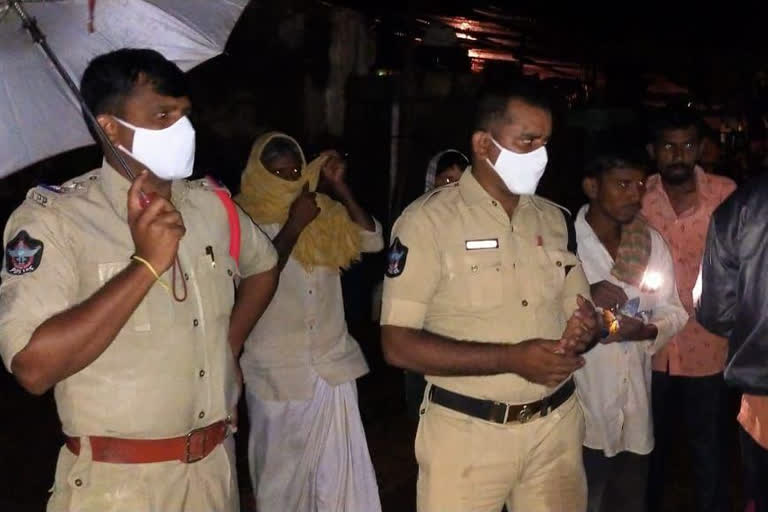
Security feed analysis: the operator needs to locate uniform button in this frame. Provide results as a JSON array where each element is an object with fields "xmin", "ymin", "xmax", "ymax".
[
  {"xmin": 227, "ymin": 269, "xmax": 233, "ymax": 277},
  {"xmin": 492, "ymin": 200, "xmax": 498, "ymax": 207},
  {"xmin": 74, "ymin": 478, "xmax": 83, "ymax": 487},
  {"xmin": 184, "ymin": 273, "xmax": 189, "ymax": 281},
  {"xmin": 199, "ymin": 369, "xmax": 205, "ymax": 378},
  {"xmin": 471, "ymin": 265, "xmax": 478, "ymax": 272},
  {"xmin": 199, "ymin": 411, "xmax": 205, "ymax": 419},
  {"xmin": 556, "ymin": 261, "xmax": 562, "ymax": 267},
  {"xmin": 522, "ymin": 300, "xmax": 529, "ymax": 307},
  {"xmin": 495, "ymin": 267, "xmax": 500, "ymax": 272},
  {"xmin": 308, "ymin": 289, "xmax": 313, "ymax": 295},
  {"xmin": 193, "ymin": 319, "xmax": 199, "ymax": 327}
]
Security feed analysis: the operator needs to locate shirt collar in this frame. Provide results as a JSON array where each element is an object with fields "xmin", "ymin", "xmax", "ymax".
[
  {"xmin": 575, "ymin": 204, "xmax": 597, "ymax": 242},
  {"xmin": 576, "ymin": 204, "xmax": 637, "ymax": 276},
  {"xmin": 458, "ymin": 167, "xmax": 537, "ymax": 211},
  {"xmin": 645, "ymin": 165, "xmax": 710, "ymax": 216},
  {"xmin": 98, "ymin": 159, "xmax": 190, "ymax": 220},
  {"xmin": 98, "ymin": 160, "xmax": 131, "ymax": 219}
]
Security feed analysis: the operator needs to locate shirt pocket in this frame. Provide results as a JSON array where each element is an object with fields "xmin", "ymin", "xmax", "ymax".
[
  {"xmin": 195, "ymin": 253, "xmax": 237, "ymax": 323},
  {"xmin": 96, "ymin": 261, "xmax": 174, "ymax": 333},
  {"xmin": 444, "ymin": 249, "xmax": 503, "ymax": 311},
  {"xmin": 533, "ymin": 248, "xmax": 579, "ymax": 302}
]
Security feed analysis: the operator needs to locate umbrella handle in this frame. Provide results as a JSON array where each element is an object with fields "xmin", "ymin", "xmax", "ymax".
[
  {"xmin": 8, "ymin": 0, "xmax": 137, "ymax": 182},
  {"xmin": 88, "ymin": 0, "xmax": 95, "ymax": 33}
]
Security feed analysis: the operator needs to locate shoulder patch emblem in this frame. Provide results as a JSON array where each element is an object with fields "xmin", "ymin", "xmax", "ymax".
[
  {"xmin": 5, "ymin": 230, "xmax": 44, "ymax": 275},
  {"xmin": 385, "ymin": 237, "xmax": 409, "ymax": 278}
]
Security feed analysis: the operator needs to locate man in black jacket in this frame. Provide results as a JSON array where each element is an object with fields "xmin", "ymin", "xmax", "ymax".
[{"xmin": 698, "ymin": 173, "xmax": 768, "ymax": 512}]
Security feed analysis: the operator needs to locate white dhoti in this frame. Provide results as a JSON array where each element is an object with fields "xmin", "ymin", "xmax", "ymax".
[{"xmin": 245, "ymin": 374, "xmax": 382, "ymax": 512}]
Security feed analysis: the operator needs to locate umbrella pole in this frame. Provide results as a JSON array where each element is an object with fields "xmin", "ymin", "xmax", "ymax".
[{"xmin": 9, "ymin": 0, "xmax": 137, "ymax": 181}]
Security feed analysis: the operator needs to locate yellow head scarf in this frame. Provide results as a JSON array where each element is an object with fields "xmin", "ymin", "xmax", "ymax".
[{"xmin": 235, "ymin": 132, "xmax": 361, "ymax": 271}]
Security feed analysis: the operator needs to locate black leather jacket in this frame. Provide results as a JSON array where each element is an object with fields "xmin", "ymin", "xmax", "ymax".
[{"xmin": 697, "ymin": 174, "xmax": 767, "ymax": 395}]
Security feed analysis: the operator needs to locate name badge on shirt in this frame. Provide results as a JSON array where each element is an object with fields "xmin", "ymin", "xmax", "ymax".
[{"xmin": 465, "ymin": 239, "xmax": 499, "ymax": 250}]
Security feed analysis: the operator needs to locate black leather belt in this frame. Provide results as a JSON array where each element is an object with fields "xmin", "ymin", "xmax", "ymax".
[{"xmin": 428, "ymin": 378, "xmax": 575, "ymax": 424}]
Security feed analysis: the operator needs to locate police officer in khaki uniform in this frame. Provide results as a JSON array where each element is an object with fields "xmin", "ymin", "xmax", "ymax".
[
  {"xmin": 0, "ymin": 49, "xmax": 278, "ymax": 511},
  {"xmin": 381, "ymin": 84, "xmax": 599, "ymax": 512}
]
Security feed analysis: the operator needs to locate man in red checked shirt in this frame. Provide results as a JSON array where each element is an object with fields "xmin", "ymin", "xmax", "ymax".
[{"xmin": 641, "ymin": 108, "xmax": 736, "ymax": 512}]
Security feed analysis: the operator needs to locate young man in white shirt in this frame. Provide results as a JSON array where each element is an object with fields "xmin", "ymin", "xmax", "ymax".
[{"xmin": 574, "ymin": 147, "xmax": 688, "ymax": 512}]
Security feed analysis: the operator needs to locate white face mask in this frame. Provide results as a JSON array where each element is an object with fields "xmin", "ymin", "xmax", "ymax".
[
  {"xmin": 486, "ymin": 137, "xmax": 548, "ymax": 195},
  {"xmin": 114, "ymin": 116, "xmax": 196, "ymax": 180}
]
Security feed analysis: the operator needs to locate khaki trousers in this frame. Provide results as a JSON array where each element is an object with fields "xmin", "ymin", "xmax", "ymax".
[{"xmin": 415, "ymin": 390, "xmax": 586, "ymax": 512}]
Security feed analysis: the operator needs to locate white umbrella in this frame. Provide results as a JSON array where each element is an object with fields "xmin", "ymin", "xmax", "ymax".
[{"xmin": 0, "ymin": 0, "xmax": 248, "ymax": 178}]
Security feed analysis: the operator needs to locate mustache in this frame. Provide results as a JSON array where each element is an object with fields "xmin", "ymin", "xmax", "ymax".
[{"xmin": 663, "ymin": 163, "xmax": 693, "ymax": 173}]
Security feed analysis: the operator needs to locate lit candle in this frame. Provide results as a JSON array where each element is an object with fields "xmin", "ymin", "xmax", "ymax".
[
  {"xmin": 692, "ymin": 265, "xmax": 703, "ymax": 306},
  {"xmin": 641, "ymin": 270, "xmax": 663, "ymax": 292}
]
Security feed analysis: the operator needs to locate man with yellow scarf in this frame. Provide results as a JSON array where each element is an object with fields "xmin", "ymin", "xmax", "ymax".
[{"xmin": 236, "ymin": 132, "xmax": 383, "ymax": 511}]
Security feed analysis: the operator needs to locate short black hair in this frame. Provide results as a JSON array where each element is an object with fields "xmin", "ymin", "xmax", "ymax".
[
  {"xmin": 435, "ymin": 151, "xmax": 469, "ymax": 174},
  {"xmin": 260, "ymin": 137, "xmax": 302, "ymax": 167},
  {"xmin": 584, "ymin": 134, "xmax": 649, "ymax": 179},
  {"xmin": 650, "ymin": 107, "xmax": 701, "ymax": 143},
  {"xmin": 585, "ymin": 153, "xmax": 649, "ymax": 181},
  {"xmin": 474, "ymin": 80, "xmax": 552, "ymax": 132},
  {"xmin": 80, "ymin": 48, "xmax": 188, "ymax": 140}
]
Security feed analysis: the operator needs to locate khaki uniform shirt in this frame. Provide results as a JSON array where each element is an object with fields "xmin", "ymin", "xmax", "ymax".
[
  {"xmin": 241, "ymin": 220, "xmax": 384, "ymax": 401},
  {"xmin": 381, "ymin": 170, "xmax": 590, "ymax": 404},
  {"xmin": 0, "ymin": 163, "xmax": 276, "ymax": 511}
]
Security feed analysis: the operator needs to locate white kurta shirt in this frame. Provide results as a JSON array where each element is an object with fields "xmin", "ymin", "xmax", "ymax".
[
  {"xmin": 574, "ymin": 205, "xmax": 688, "ymax": 456},
  {"xmin": 241, "ymin": 219, "xmax": 384, "ymax": 401}
]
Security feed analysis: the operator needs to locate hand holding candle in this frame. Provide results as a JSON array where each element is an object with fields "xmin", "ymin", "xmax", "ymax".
[{"xmin": 558, "ymin": 295, "xmax": 600, "ymax": 354}]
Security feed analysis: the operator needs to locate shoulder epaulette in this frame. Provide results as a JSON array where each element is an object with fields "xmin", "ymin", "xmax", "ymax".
[
  {"xmin": 25, "ymin": 172, "xmax": 96, "ymax": 208},
  {"xmin": 531, "ymin": 195, "xmax": 571, "ymax": 216},
  {"xmin": 410, "ymin": 182, "xmax": 459, "ymax": 210},
  {"xmin": 189, "ymin": 176, "xmax": 232, "ymax": 197}
]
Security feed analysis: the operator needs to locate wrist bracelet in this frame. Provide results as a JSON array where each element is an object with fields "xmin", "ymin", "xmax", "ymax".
[{"xmin": 131, "ymin": 255, "xmax": 170, "ymax": 294}]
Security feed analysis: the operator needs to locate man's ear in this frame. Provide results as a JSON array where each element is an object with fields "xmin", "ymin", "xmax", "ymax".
[
  {"xmin": 582, "ymin": 176, "xmax": 599, "ymax": 201},
  {"xmin": 646, "ymin": 143, "xmax": 655, "ymax": 161},
  {"xmin": 472, "ymin": 131, "xmax": 493, "ymax": 162},
  {"xmin": 96, "ymin": 114, "xmax": 121, "ymax": 146}
]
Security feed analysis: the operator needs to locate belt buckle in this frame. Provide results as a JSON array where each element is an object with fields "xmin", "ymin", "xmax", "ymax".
[
  {"xmin": 185, "ymin": 426, "xmax": 209, "ymax": 463},
  {"xmin": 517, "ymin": 405, "xmax": 534, "ymax": 423},
  {"xmin": 491, "ymin": 401, "xmax": 511, "ymax": 424}
]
